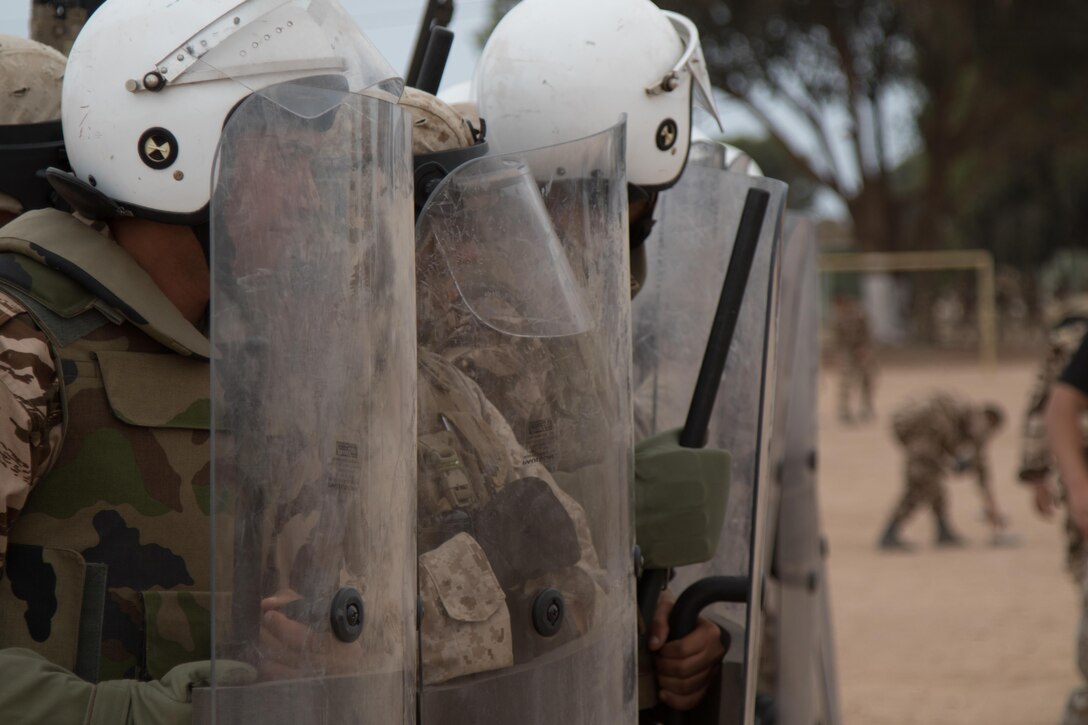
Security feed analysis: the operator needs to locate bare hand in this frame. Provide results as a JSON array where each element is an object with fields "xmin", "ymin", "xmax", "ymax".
[
  {"xmin": 1067, "ymin": 479, "xmax": 1088, "ymax": 538},
  {"xmin": 258, "ymin": 592, "xmax": 364, "ymax": 681},
  {"xmin": 1031, "ymin": 480, "xmax": 1058, "ymax": 519},
  {"xmin": 648, "ymin": 588, "xmax": 726, "ymax": 711},
  {"xmin": 984, "ymin": 506, "xmax": 1009, "ymax": 530}
]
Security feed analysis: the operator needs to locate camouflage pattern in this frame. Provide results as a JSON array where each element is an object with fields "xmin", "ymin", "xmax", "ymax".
[
  {"xmin": 400, "ymin": 86, "xmax": 476, "ymax": 154},
  {"xmin": 1018, "ymin": 318, "xmax": 1088, "ymax": 581},
  {"xmin": 0, "ymin": 34, "xmax": 67, "ymax": 216},
  {"xmin": 0, "ymin": 34, "xmax": 65, "ymax": 125},
  {"xmin": 30, "ymin": 1, "xmax": 101, "ymax": 56},
  {"xmin": 0, "ymin": 208, "xmax": 211, "ymax": 682},
  {"xmin": 416, "ymin": 348, "xmax": 605, "ymax": 684},
  {"xmin": 1020, "ymin": 317, "xmax": 1088, "ymax": 725},
  {"xmin": 831, "ymin": 298, "xmax": 874, "ymax": 421},
  {"xmin": 885, "ymin": 392, "xmax": 997, "ymax": 528},
  {"xmin": 1064, "ymin": 549, "xmax": 1088, "ymax": 725}
]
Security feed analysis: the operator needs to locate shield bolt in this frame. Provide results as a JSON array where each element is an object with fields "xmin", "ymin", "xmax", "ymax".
[
  {"xmin": 531, "ymin": 588, "xmax": 565, "ymax": 637},
  {"xmin": 329, "ymin": 587, "xmax": 365, "ymax": 643}
]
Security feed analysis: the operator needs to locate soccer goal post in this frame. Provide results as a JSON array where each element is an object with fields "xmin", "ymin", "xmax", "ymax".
[{"xmin": 818, "ymin": 249, "xmax": 998, "ymax": 366}]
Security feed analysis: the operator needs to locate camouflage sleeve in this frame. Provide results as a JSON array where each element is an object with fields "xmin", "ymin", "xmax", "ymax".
[
  {"xmin": 1019, "ymin": 323, "xmax": 1088, "ymax": 483},
  {"xmin": 0, "ymin": 292, "xmax": 63, "ymax": 575},
  {"xmin": 467, "ymin": 372, "xmax": 607, "ymax": 614},
  {"xmin": 1019, "ymin": 351, "xmax": 1057, "ymax": 482}
]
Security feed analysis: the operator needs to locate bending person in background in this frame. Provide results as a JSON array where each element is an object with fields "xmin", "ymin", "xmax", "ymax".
[{"xmin": 878, "ymin": 392, "xmax": 1006, "ymax": 550}]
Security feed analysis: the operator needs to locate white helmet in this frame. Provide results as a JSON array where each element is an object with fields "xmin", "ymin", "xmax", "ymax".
[
  {"xmin": 473, "ymin": 0, "xmax": 721, "ymax": 190},
  {"xmin": 54, "ymin": 0, "xmax": 401, "ymax": 223}
]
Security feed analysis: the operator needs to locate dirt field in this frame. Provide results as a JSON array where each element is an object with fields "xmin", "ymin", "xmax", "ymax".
[{"xmin": 820, "ymin": 358, "xmax": 1080, "ymax": 725}]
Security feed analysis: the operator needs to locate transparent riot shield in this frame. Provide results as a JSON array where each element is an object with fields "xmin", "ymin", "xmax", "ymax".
[
  {"xmin": 414, "ymin": 122, "xmax": 637, "ymax": 724},
  {"xmin": 768, "ymin": 214, "xmax": 842, "ymax": 725},
  {"xmin": 202, "ymin": 78, "xmax": 416, "ymax": 724},
  {"xmin": 631, "ymin": 141, "xmax": 787, "ymax": 725}
]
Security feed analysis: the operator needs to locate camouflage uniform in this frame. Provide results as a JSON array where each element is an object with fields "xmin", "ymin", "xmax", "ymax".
[
  {"xmin": 1017, "ymin": 311, "xmax": 1088, "ymax": 725},
  {"xmin": 416, "ymin": 348, "xmax": 605, "ymax": 684},
  {"xmin": 1019, "ymin": 317, "xmax": 1088, "ymax": 582},
  {"xmin": 879, "ymin": 392, "xmax": 999, "ymax": 547},
  {"xmin": 0, "ymin": 208, "xmax": 213, "ymax": 683},
  {"xmin": 832, "ymin": 298, "xmax": 874, "ymax": 422}
]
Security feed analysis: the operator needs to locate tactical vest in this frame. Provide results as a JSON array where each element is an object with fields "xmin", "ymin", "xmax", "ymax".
[
  {"xmin": 0, "ymin": 209, "xmax": 211, "ymax": 683},
  {"xmin": 417, "ymin": 349, "xmax": 514, "ymax": 554}
]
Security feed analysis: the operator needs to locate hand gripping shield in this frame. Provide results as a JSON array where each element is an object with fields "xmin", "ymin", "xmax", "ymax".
[
  {"xmin": 631, "ymin": 141, "xmax": 787, "ymax": 724},
  {"xmin": 201, "ymin": 78, "xmax": 417, "ymax": 723},
  {"xmin": 414, "ymin": 121, "xmax": 637, "ymax": 724}
]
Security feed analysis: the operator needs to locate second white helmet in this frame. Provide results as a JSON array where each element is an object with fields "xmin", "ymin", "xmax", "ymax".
[{"xmin": 473, "ymin": 0, "xmax": 721, "ymax": 190}]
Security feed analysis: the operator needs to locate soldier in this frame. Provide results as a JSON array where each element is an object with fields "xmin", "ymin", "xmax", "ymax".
[
  {"xmin": 878, "ymin": 392, "xmax": 1007, "ymax": 550},
  {"xmin": 1019, "ymin": 295, "xmax": 1088, "ymax": 577},
  {"xmin": 403, "ymin": 88, "xmax": 603, "ymax": 686},
  {"xmin": 475, "ymin": 0, "xmax": 735, "ymax": 715},
  {"xmin": 0, "ymin": 34, "xmax": 67, "ymax": 226},
  {"xmin": 410, "ymin": 89, "xmax": 629, "ymax": 723},
  {"xmin": 831, "ymin": 293, "xmax": 876, "ymax": 423},
  {"xmin": 1028, "ymin": 302, "xmax": 1088, "ymax": 725},
  {"xmin": 0, "ymin": 1, "xmax": 416, "ymax": 722},
  {"xmin": 29, "ymin": 0, "xmax": 105, "ymax": 55}
]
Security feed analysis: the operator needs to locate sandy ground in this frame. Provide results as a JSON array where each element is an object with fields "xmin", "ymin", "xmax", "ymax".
[{"xmin": 820, "ymin": 358, "xmax": 1080, "ymax": 725}]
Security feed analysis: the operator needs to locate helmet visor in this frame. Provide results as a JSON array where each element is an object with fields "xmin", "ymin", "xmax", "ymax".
[
  {"xmin": 663, "ymin": 11, "xmax": 722, "ymax": 130},
  {"xmin": 154, "ymin": 0, "xmax": 402, "ymax": 104}
]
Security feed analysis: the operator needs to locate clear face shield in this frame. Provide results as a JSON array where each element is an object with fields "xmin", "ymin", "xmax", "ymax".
[
  {"xmin": 201, "ymin": 64, "xmax": 416, "ymax": 725},
  {"xmin": 631, "ymin": 152, "xmax": 788, "ymax": 724},
  {"xmin": 417, "ymin": 155, "xmax": 592, "ymax": 339},
  {"xmin": 414, "ymin": 122, "xmax": 638, "ymax": 725}
]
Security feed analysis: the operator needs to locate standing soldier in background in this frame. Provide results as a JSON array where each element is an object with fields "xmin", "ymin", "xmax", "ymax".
[
  {"xmin": 0, "ymin": 34, "xmax": 66, "ymax": 226},
  {"xmin": 1030, "ymin": 300, "xmax": 1088, "ymax": 725},
  {"xmin": 1019, "ymin": 294, "xmax": 1088, "ymax": 581},
  {"xmin": 878, "ymin": 392, "xmax": 1007, "ymax": 550},
  {"xmin": 831, "ymin": 293, "xmax": 876, "ymax": 423},
  {"xmin": 30, "ymin": 0, "xmax": 104, "ymax": 55}
]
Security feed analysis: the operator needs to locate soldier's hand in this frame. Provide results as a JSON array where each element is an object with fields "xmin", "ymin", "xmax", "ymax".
[
  {"xmin": 648, "ymin": 588, "xmax": 726, "ymax": 711},
  {"xmin": 259, "ymin": 592, "xmax": 363, "ymax": 680},
  {"xmin": 984, "ymin": 506, "xmax": 1009, "ymax": 530},
  {"xmin": 1031, "ymin": 480, "xmax": 1058, "ymax": 519},
  {"xmin": 1068, "ymin": 480, "xmax": 1088, "ymax": 538}
]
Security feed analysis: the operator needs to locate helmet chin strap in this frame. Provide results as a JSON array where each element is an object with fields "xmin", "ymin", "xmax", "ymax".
[
  {"xmin": 627, "ymin": 183, "xmax": 659, "ymax": 250},
  {"xmin": 45, "ymin": 167, "xmax": 127, "ymax": 220}
]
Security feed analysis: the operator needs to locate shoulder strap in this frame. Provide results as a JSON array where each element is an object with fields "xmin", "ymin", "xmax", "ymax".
[{"xmin": 0, "ymin": 210, "xmax": 209, "ymax": 358}]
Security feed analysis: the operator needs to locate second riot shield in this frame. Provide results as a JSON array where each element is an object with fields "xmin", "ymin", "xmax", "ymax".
[
  {"xmin": 204, "ymin": 77, "xmax": 417, "ymax": 723},
  {"xmin": 414, "ymin": 121, "xmax": 637, "ymax": 724},
  {"xmin": 631, "ymin": 141, "xmax": 787, "ymax": 725},
  {"xmin": 767, "ymin": 214, "xmax": 842, "ymax": 725}
]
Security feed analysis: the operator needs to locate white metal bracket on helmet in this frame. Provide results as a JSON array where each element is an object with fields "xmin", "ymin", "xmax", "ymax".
[
  {"xmin": 646, "ymin": 11, "xmax": 722, "ymax": 129},
  {"xmin": 127, "ymin": 0, "xmax": 341, "ymax": 92}
]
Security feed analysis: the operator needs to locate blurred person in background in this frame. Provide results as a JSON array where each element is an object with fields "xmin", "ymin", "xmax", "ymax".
[
  {"xmin": 831, "ymin": 293, "xmax": 876, "ymax": 423},
  {"xmin": 1046, "ymin": 329, "xmax": 1088, "ymax": 725},
  {"xmin": 878, "ymin": 392, "xmax": 1006, "ymax": 550}
]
